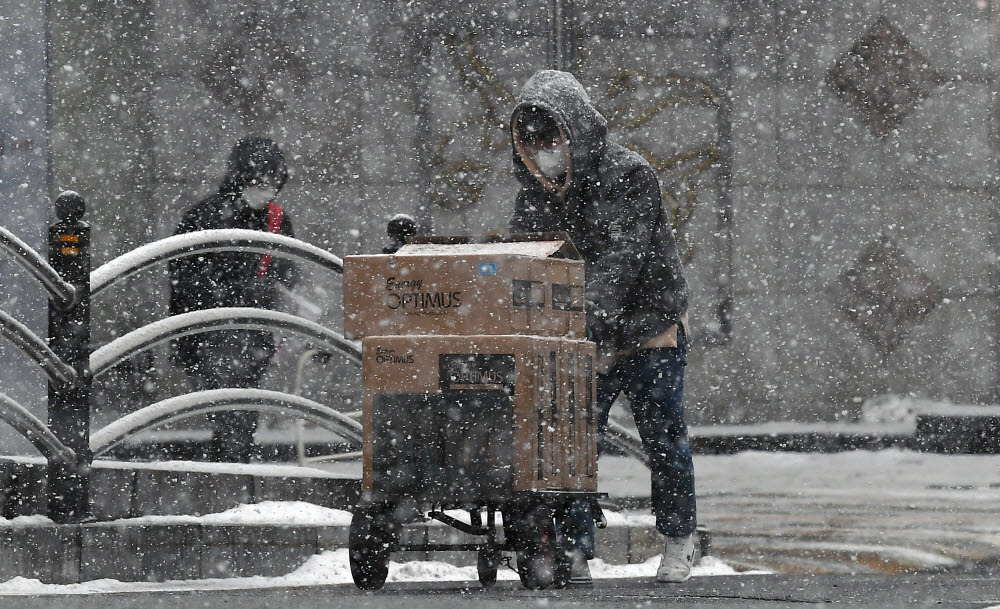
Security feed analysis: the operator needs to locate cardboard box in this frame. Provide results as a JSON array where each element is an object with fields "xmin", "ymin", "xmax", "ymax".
[
  {"xmin": 344, "ymin": 236, "xmax": 585, "ymax": 340},
  {"xmin": 361, "ymin": 335, "xmax": 597, "ymax": 502}
]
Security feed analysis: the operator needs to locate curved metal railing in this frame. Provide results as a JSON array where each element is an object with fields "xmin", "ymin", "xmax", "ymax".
[
  {"xmin": 0, "ymin": 309, "xmax": 76, "ymax": 386},
  {"xmin": 84, "ymin": 299, "xmax": 646, "ymax": 465},
  {"xmin": 0, "ymin": 226, "xmax": 76, "ymax": 309},
  {"xmin": 90, "ymin": 307, "xmax": 360, "ymax": 379},
  {"xmin": 90, "ymin": 229, "xmax": 344, "ymax": 298},
  {"xmin": 0, "ymin": 392, "xmax": 76, "ymax": 465},
  {"xmin": 86, "ymin": 228, "xmax": 360, "ymax": 465},
  {"xmin": 90, "ymin": 388, "xmax": 363, "ymax": 458},
  {"xmin": 605, "ymin": 420, "xmax": 650, "ymax": 467},
  {"xmin": 1, "ymin": 216, "xmax": 648, "ymax": 471}
]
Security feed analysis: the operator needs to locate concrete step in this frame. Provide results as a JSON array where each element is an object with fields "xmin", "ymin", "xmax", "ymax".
[
  {"xmin": 0, "ymin": 511, "xmax": 710, "ymax": 584},
  {"xmin": 2, "ymin": 521, "xmax": 340, "ymax": 584},
  {"xmin": 0, "ymin": 457, "xmax": 360, "ymax": 520},
  {"xmin": 915, "ymin": 413, "xmax": 1000, "ymax": 454}
]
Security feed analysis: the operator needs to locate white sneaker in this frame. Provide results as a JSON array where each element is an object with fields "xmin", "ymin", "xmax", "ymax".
[{"xmin": 656, "ymin": 533, "xmax": 696, "ymax": 583}]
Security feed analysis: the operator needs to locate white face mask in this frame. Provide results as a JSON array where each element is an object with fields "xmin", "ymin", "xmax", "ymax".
[
  {"xmin": 534, "ymin": 148, "xmax": 566, "ymax": 180},
  {"xmin": 243, "ymin": 186, "xmax": 277, "ymax": 210}
]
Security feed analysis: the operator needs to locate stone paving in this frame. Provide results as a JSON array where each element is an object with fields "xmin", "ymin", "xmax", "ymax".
[{"xmin": 598, "ymin": 453, "xmax": 1000, "ymax": 574}]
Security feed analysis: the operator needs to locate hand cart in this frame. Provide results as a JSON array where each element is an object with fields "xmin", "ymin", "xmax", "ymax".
[
  {"xmin": 349, "ymin": 490, "xmax": 605, "ymax": 590},
  {"xmin": 349, "ymin": 335, "xmax": 603, "ymax": 590}
]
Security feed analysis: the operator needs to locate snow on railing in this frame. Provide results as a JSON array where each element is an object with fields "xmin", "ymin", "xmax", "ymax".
[
  {"xmin": 90, "ymin": 307, "xmax": 361, "ymax": 378},
  {"xmin": 90, "ymin": 229, "xmax": 344, "ymax": 298},
  {"xmin": 0, "ymin": 392, "xmax": 76, "ymax": 465},
  {"xmin": 0, "ymin": 308, "xmax": 76, "ymax": 386},
  {"xmin": 90, "ymin": 388, "xmax": 363, "ymax": 458},
  {"xmin": 0, "ymin": 226, "xmax": 77, "ymax": 309}
]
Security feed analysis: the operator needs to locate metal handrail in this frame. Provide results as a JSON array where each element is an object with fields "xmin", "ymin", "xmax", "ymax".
[
  {"xmin": 90, "ymin": 229, "xmax": 344, "ymax": 298},
  {"xmin": 0, "ymin": 392, "xmax": 76, "ymax": 465},
  {"xmin": 300, "ymin": 450, "xmax": 363, "ymax": 464},
  {"xmin": 90, "ymin": 388, "xmax": 362, "ymax": 458},
  {"xmin": 605, "ymin": 420, "xmax": 650, "ymax": 468},
  {"xmin": 292, "ymin": 348, "xmax": 362, "ymax": 466},
  {"xmin": 0, "ymin": 226, "xmax": 76, "ymax": 309},
  {"xmin": 90, "ymin": 307, "xmax": 361, "ymax": 378},
  {"xmin": 0, "ymin": 309, "xmax": 76, "ymax": 386}
]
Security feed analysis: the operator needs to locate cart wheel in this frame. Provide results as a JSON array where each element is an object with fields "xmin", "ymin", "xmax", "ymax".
[
  {"xmin": 349, "ymin": 508, "xmax": 393, "ymax": 591},
  {"xmin": 550, "ymin": 534, "xmax": 575, "ymax": 589},
  {"xmin": 514, "ymin": 515, "xmax": 556, "ymax": 590},
  {"xmin": 477, "ymin": 545, "xmax": 500, "ymax": 588}
]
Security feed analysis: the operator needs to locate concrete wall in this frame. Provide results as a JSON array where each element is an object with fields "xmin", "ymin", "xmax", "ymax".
[
  {"xmin": 36, "ymin": 0, "xmax": 1000, "ymax": 427},
  {"xmin": 708, "ymin": 0, "xmax": 999, "ymax": 422}
]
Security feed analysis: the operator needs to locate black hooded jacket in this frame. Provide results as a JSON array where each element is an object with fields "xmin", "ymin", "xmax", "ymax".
[
  {"xmin": 168, "ymin": 138, "xmax": 298, "ymax": 373},
  {"xmin": 509, "ymin": 71, "xmax": 688, "ymax": 360}
]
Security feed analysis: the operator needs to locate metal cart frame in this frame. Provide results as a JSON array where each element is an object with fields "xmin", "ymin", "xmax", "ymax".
[{"xmin": 349, "ymin": 490, "xmax": 605, "ymax": 590}]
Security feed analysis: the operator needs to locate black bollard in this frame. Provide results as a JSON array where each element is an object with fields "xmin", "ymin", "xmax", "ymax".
[{"xmin": 47, "ymin": 191, "xmax": 92, "ymax": 524}]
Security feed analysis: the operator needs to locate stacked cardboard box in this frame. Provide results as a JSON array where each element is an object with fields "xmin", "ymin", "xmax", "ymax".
[
  {"xmin": 344, "ymin": 235, "xmax": 597, "ymax": 502},
  {"xmin": 344, "ymin": 238, "xmax": 586, "ymax": 339}
]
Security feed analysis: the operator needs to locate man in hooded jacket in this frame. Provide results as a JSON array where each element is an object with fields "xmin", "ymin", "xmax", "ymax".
[
  {"xmin": 509, "ymin": 71, "xmax": 696, "ymax": 583},
  {"xmin": 169, "ymin": 137, "xmax": 298, "ymax": 463}
]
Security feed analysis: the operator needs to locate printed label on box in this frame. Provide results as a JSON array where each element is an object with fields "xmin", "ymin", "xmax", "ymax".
[{"xmin": 439, "ymin": 353, "xmax": 516, "ymax": 393}]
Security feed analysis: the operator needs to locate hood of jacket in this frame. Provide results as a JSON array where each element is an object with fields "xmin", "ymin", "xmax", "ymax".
[
  {"xmin": 219, "ymin": 137, "xmax": 289, "ymax": 198},
  {"xmin": 511, "ymin": 70, "xmax": 608, "ymax": 191}
]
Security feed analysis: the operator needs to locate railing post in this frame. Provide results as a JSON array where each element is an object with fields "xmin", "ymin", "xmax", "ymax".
[{"xmin": 47, "ymin": 191, "xmax": 91, "ymax": 523}]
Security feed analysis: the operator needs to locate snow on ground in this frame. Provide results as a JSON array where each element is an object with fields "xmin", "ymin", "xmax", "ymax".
[
  {"xmin": 859, "ymin": 394, "xmax": 1000, "ymax": 424},
  {"xmin": 105, "ymin": 500, "xmax": 353, "ymax": 527},
  {"xmin": 598, "ymin": 449, "xmax": 1000, "ymax": 502},
  {"xmin": 0, "ymin": 501, "xmax": 355, "ymax": 529},
  {"xmin": 702, "ymin": 449, "xmax": 1000, "ymax": 504},
  {"xmin": 0, "ymin": 514, "xmax": 53, "ymax": 526},
  {"xmin": 0, "ymin": 455, "xmax": 347, "ymax": 478},
  {"xmin": 0, "ymin": 550, "xmax": 754, "ymax": 596},
  {"xmin": 598, "ymin": 450, "xmax": 1000, "ymax": 574}
]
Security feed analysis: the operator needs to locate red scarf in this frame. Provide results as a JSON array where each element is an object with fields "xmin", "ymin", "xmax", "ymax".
[{"xmin": 257, "ymin": 202, "xmax": 283, "ymax": 278}]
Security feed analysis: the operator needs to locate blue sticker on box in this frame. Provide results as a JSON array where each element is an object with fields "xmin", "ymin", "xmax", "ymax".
[{"xmin": 478, "ymin": 262, "xmax": 498, "ymax": 276}]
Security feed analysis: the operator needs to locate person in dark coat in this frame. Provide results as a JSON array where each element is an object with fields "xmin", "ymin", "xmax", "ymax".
[
  {"xmin": 169, "ymin": 137, "xmax": 298, "ymax": 463},
  {"xmin": 509, "ymin": 70, "xmax": 695, "ymax": 583}
]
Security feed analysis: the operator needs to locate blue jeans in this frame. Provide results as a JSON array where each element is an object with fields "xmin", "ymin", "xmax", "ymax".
[{"xmin": 567, "ymin": 330, "xmax": 696, "ymax": 558}]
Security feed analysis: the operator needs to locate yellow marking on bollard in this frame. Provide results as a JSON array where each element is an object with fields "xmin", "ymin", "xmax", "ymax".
[
  {"xmin": 60, "ymin": 234, "xmax": 79, "ymax": 242},
  {"xmin": 60, "ymin": 247, "xmax": 79, "ymax": 255}
]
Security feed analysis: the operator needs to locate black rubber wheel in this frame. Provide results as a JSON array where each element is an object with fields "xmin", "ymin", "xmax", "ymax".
[
  {"xmin": 477, "ymin": 545, "xmax": 500, "ymax": 588},
  {"xmin": 349, "ymin": 509, "xmax": 392, "ymax": 591},
  {"xmin": 513, "ymin": 511, "xmax": 556, "ymax": 590},
  {"xmin": 550, "ymin": 533, "xmax": 577, "ymax": 589}
]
